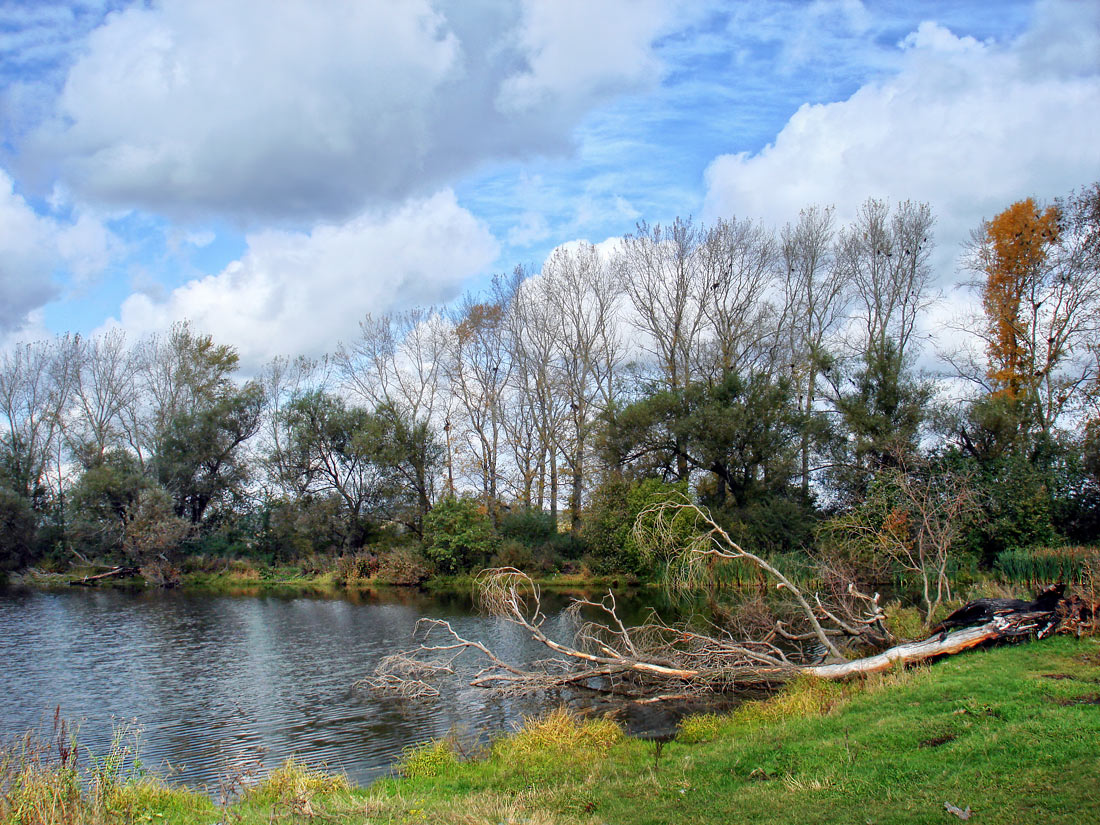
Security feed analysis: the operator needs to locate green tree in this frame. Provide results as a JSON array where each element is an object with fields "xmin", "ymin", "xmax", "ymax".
[
  {"xmin": 155, "ymin": 383, "xmax": 263, "ymax": 524},
  {"xmin": 422, "ymin": 496, "xmax": 498, "ymax": 573},
  {"xmin": 825, "ymin": 340, "xmax": 931, "ymax": 503},
  {"xmin": 278, "ymin": 392, "xmax": 419, "ymax": 550}
]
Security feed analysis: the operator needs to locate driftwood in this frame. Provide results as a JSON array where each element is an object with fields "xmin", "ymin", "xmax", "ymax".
[{"xmin": 69, "ymin": 566, "xmax": 140, "ymax": 586}]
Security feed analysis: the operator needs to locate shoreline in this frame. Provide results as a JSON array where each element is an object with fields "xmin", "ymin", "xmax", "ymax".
[{"xmin": 3, "ymin": 635, "xmax": 1097, "ymax": 823}]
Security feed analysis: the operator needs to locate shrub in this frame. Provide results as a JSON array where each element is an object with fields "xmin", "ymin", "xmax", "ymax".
[
  {"xmin": 584, "ymin": 477, "xmax": 690, "ymax": 574},
  {"xmin": 334, "ymin": 551, "xmax": 379, "ymax": 584},
  {"xmin": 422, "ymin": 496, "xmax": 498, "ymax": 574},
  {"xmin": 498, "ymin": 508, "xmax": 557, "ymax": 547},
  {"xmin": 375, "ymin": 547, "xmax": 431, "ymax": 586},
  {"xmin": 490, "ymin": 539, "xmax": 535, "ymax": 572}
]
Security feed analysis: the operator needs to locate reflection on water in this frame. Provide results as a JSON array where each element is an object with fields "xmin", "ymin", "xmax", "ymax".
[{"xmin": 0, "ymin": 585, "xmax": 695, "ymax": 789}]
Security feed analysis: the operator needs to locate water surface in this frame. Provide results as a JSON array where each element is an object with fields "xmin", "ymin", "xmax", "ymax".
[{"xmin": 0, "ymin": 585, "xmax": 677, "ymax": 789}]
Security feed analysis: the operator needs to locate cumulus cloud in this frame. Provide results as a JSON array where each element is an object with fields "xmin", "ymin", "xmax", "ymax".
[
  {"xmin": 26, "ymin": 0, "xmax": 670, "ymax": 223},
  {"xmin": 0, "ymin": 169, "xmax": 114, "ymax": 331},
  {"xmin": 702, "ymin": 0, "xmax": 1100, "ymax": 278},
  {"xmin": 109, "ymin": 190, "xmax": 498, "ymax": 369}
]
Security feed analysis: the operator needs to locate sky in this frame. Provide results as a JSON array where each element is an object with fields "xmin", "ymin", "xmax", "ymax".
[{"xmin": 0, "ymin": 0, "xmax": 1097, "ymax": 371}]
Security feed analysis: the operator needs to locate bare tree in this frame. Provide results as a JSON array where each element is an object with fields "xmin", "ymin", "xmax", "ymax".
[
  {"xmin": 779, "ymin": 206, "xmax": 851, "ymax": 494},
  {"xmin": 447, "ymin": 278, "xmax": 516, "ymax": 514},
  {"xmin": 542, "ymin": 243, "xmax": 624, "ymax": 534},
  {"xmin": 0, "ymin": 338, "xmax": 72, "ymax": 502},
  {"xmin": 695, "ymin": 217, "xmax": 778, "ymax": 380},
  {"xmin": 507, "ymin": 268, "xmax": 567, "ymax": 518},
  {"xmin": 838, "ymin": 199, "xmax": 936, "ymax": 366},
  {"xmin": 256, "ymin": 354, "xmax": 323, "ymax": 498},
  {"xmin": 66, "ymin": 329, "xmax": 135, "ymax": 466},
  {"xmin": 621, "ymin": 218, "xmax": 708, "ymax": 395}
]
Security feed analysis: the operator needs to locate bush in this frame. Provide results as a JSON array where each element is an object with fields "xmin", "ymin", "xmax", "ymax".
[
  {"xmin": 334, "ymin": 551, "xmax": 379, "ymax": 584},
  {"xmin": 422, "ymin": 496, "xmax": 498, "ymax": 574},
  {"xmin": 375, "ymin": 547, "xmax": 431, "ymax": 585},
  {"xmin": 498, "ymin": 508, "xmax": 557, "ymax": 547},
  {"xmin": 584, "ymin": 477, "xmax": 689, "ymax": 575}
]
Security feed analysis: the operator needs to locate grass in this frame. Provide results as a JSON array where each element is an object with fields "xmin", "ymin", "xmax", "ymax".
[{"xmin": 3, "ymin": 636, "xmax": 1099, "ymax": 824}]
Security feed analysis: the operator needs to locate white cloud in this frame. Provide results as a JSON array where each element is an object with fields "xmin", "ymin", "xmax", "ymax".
[
  {"xmin": 702, "ymin": 0, "xmax": 1100, "ymax": 277},
  {"xmin": 0, "ymin": 168, "xmax": 115, "ymax": 330},
  {"xmin": 109, "ymin": 190, "xmax": 498, "ymax": 370},
  {"xmin": 497, "ymin": 0, "xmax": 667, "ymax": 113},
  {"xmin": 27, "ymin": 0, "xmax": 670, "ymax": 224}
]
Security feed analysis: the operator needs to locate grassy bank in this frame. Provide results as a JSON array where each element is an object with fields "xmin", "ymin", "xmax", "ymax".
[
  {"xmin": 3, "ymin": 635, "xmax": 1098, "ymax": 824},
  {"xmin": 9, "ymin": 560, "xmax": 644, "ymax": 598}
]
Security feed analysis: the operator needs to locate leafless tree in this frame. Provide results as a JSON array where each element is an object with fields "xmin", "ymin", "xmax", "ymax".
[
  {"xmin": 542, "ymin": 243, "xmax": 624, "ymax": 534},
  {"xmin": 695, "ymin": 217, "xmax": 778, "ymax": 380},
  {"xmin": 621, "ymin": 218, "xmax": 708, "ymax": 394},
  {"xmin": 506, "ymin": 268, "xmax": 567, "ymax": 518},
  {"xmin": 0, "ymin": 337, "xmax": 73, "ymax": 501},
  {"xmin": 447, "ymin": 277, "xmax": 516, "ymax": 515},
  {"xmin": 65, "ymin": 329, "xmax": 135, "ymax": 466},
  {"xmin": 779, "ymin": 206, "xmax": 852, "ymax": 494},
  {"xmin": 256, "ymin": 354, "xmax": 323, "ymax": 498},
  {"xmin": 838, "ymin": 199, "xmax": 936, "ymax": 366}
]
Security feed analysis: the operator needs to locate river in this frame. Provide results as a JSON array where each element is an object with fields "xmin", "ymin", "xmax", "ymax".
[{"xmin": 0, "ymin": 584, "xmax": 692, "ymax": 791}]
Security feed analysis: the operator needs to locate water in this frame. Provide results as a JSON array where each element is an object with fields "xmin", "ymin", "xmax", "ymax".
[{"xmin": 0, "ymin": 585, "xmax": 687, "ymax": 790}]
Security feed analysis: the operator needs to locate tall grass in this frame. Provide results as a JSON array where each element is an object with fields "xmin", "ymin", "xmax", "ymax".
[
  {"xmin": 0, "ymin": 713, "xmax": 210, "ymax": 825},
  {"xmin": 996, "ymin": 545, "xmax": 1100, "ymax": 585}
]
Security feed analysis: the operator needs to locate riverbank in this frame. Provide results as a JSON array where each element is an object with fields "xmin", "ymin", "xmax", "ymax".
[
  {"xmin": 3, "ymin": 635, "xmax": 1097, "ymax": 824},
  {"xmin": 8, "ymin": 560, "xmax": 646, "ymax": 598}
]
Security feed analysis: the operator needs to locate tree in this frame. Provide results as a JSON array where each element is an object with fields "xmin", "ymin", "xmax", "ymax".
[
  {"xmin": 155, "ymin": 383, "xmax": 263, "ymax": 524},
  {"xmin": 66, "ymin": 329, "xmax": 134, "ymax": 467},
  {"xmin": 838, "ymin": 198, "xmax": 936, "ymax": 368},
  {"xmin": 965, "ymin": 186, "xmax": 1100, "ymax": 447},
  {"xmin": 279, "ymin": 392, "xmax": 416, "ymax": 549},
  {"xmin": 695, "ymin": 216, "xmax": 778, "ymax": 380},
  {"xmin": 542, "ymin": 243, "xmax": 623, "ymax": 535},
  {"xmin": 778, "ymin": 205, "xmax": 851, "ymax": 495},
  {"xmin": 820, "ymin": 458, "xmax": 977, "ymax": 627},
  {"xmin": 447, "ymin": 281, "xmax": 514, "ymax": 517},
  {"xmin": 621, "ymin": 218, "xmax": 707, "ymax": 398},
  {"xmin": 421, "ymin": 496, "xmax": 498, "ymax": 574}
]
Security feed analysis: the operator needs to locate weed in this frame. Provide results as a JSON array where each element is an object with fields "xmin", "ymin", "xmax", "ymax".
[
  {"xmin": 399, "ymin": 738, "xmax": 461, "ymax": 779},
  {"xmin": 676, "ymin": 712, "xmax": 723, "ymax": 744},
  {"xmin": 492, "ymin": 707, "xmax": 622, "ymax": 764}
]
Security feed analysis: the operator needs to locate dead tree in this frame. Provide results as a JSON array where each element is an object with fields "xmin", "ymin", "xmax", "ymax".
[{"xmin": 366, "ymin": 501, "xmax": 1091, "ymax": 702}]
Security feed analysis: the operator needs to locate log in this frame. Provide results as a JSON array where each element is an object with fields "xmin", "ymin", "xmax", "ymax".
[
  {"xmin": 69, "ymin": 566, "xmax": 141, "ymax": 586},
  {"xmin": 808, "ymin": 617, "xmax": 1028, "ymax": 678}
]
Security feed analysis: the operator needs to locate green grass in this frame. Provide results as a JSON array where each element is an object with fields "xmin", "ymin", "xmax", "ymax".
[{"xmin": 4, "ymin": 636, "xmax": 1099, "ymax": 824}]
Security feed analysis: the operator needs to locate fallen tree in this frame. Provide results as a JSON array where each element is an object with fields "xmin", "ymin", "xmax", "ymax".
[{"xmin": 366, "ymin": 499, "xmax": 1095, "ymax": 701}]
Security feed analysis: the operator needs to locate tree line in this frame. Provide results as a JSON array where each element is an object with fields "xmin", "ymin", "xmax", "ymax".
[{"xmin": 2, "ymin": 184, "xmax": 1098, "ymax": 586}]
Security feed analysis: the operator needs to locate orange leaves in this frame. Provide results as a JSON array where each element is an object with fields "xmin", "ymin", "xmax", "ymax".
[{"xmin": 979, "ymin": 198, "xmax": 1060, "ymax": 398}]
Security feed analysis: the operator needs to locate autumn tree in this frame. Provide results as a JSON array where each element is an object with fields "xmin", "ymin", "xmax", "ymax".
[{"xmin": 965, "ymin": 186, "xmax": 1100, "ymax": 448}]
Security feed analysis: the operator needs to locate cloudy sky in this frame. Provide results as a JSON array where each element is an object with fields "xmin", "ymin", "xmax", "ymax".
[{"xmin": 1, "ymin": 0, "xmax": 1097, "ymax": 368}]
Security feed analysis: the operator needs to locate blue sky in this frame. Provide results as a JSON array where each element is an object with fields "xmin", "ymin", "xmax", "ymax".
[{"xmin": 0, "ymin": 0, "xmax": 1096, "ymax": 369}]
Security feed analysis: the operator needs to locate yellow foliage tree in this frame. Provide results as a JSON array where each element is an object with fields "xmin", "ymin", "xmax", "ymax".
[{"xmin": 978, "ymin": 197, "xmax": 1060, "ymax": 400}]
